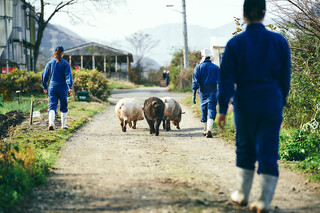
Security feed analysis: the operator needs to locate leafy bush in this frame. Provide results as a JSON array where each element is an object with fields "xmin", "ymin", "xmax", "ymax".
[
  {"xmin": 0, "ymin": 140, "xmax": 33, "ymax": 212},
  {"xmin": 281, "ymin": 30, "xmax": 320, "ymax": 128},
  {"xmin": 0, "ymin": 70, "xmax": 42, "ymax": 101},
  {"xmin": 72, "ymin": 69, "xmax": 111, "ymax": 101},
  {"xmin": 280, "ymin": 129, "xmax": 320, "ymax": 161},
  {"xmin": 0, "ymin": 94, "xmax": 3, "ymax": 106},
  {"xmin": 168, "ymin": 48, "xmax": 201, "ymax": 91}
]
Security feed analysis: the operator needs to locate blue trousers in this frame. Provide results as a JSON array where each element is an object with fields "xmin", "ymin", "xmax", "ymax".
[
  {"xmin": 199, "ymin": 92, "xmax": 217, "ymax": 123},
  {"xmin": 48, "ymin": 85, "xmax": 68, "ymax": 113},
  {"xmin": 234, "ymin": 100, "xmax": 283, "ymax": 177}
]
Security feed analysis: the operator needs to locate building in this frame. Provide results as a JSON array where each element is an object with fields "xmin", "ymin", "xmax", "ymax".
[
  {"xmin": 0, "ymin": 0, "xmax": 36, "ymax": 73},
  {"xmin": 64, "ymin": 42, "xmax": 133, "ymax": 80},
  {"xmin": 210, "ymin": 36, "xmax": 229, "ymax": 66}
]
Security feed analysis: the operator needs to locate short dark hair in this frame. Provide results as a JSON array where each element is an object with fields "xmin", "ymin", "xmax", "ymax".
[
  {"xmin": 244, "ymin": 0, "xmax": 266, "ymax": 22},
  {"xmin": 55, "ymin": 46, "xmax": 64, "ymax": 52},
  {"xmin": 54, "ymin": 46, "xmax": 64, "ymax": 62}
]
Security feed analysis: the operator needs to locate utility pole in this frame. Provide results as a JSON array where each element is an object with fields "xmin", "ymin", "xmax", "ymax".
[
  {"xmin": 166, "ymin": 1, "xmax": 189, "ymax": 69},
  {"xmin": 4, "ymin": 0, "xmax": 11, "ymax": 74},
  {"xmin": 181, "ymin": 0, "xmax": 189, "ymax": 69}
]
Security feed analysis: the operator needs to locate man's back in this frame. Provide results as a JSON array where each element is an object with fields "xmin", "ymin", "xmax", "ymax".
[{"xmin": 192, "ymin": 60, "xmax": 220, "ymax": 94}]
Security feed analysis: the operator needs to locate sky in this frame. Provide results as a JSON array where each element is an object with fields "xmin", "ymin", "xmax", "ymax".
[{"xmin": 49, "ymin": 0, "xmax": 244, "ymax": 42}]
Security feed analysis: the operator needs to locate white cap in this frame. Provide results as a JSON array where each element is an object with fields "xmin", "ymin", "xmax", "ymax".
[{"xmin": 201, "ymin": 48, "xmax": 212, "ymax": 58}]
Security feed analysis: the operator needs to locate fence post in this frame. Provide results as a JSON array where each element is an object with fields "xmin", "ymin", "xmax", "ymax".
[{"xmin": 29, "ymin": 99, "xmax": 34, "ymax": 125}]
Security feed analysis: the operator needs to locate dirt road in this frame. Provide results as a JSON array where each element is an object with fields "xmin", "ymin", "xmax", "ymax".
[{"xmin": 22, "ymin": 87, "xmax": 320, "ymax": 212}]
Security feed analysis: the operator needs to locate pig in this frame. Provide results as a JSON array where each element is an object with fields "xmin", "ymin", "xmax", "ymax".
[
  {"xmin": 143, "ymin": 97, "xmax": 165, "ymax": 136},
  {"xmin": 161, "ymin": 97, "xmax": 182, "ymax": 131},
  {"xmin": 115, "ymin": 98, "xmax": 144, "ymax": 132}
]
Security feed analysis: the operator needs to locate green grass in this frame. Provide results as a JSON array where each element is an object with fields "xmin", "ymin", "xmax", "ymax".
[
  {"xmin": 182, "ymin": 95, "xmax": 236, "ymax": 142},
  {"xmin": 0, "ymin": 93, "xmax": 48, "ymax": 114},
  {"xmin": 182, "ymin": 95, "xmax": 320, "ymax": 184},
  {"xmin": 108, "ymin": 78, "xmax": 139, "ymax": 89},
  {"xmin": 0, "ymin": 99, "xmax": 107, "ymax": 212}
]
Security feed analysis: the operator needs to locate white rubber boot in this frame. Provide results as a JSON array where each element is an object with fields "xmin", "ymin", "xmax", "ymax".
[
  {"xmin": 61, "ymin": 112, "xmax": 68, "ymax": 129},
  {"xmin": 202, "ymin": 122, "xmax": 207, "ymax": 136},
  {"xmin": 250, "ymin": 174, "xmax": 278, "ymax": 213},
  {"xmin": 231, "ymin": 167, "xmax": 254, "ymax": 206},
  {"xmin": 48, "ymin": 110, "xmax": 55, "ymax": 130},
  {"xmin": 206, "ymin": 118, "xmax": 214, "ymax": 138}
]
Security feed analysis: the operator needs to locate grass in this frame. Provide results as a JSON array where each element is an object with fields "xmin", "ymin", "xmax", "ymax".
[
  {"xmin": 0, "ymin": 96, "xmax": 107, "ymax": 212},
  {"xmin": 108, "ymin": 78, "xmax": 139, "ymax": 89},
  {"xmin": 182, "ymin": 94, "xmax": 320, "ymax": 184},
  {"xmin": 0, "ymin": 93, "xmax": 48, "ymax": 114},
  {"xmin": 182, "ymin": 95, "xmax": 236, "ymax": 142}
]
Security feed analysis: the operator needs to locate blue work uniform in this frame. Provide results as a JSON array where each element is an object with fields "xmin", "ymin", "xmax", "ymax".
[
  {"xmin": 218, "ymin": 23, "xmax": 291, "ymax": 177},
  {"xmin": 192, "ymin": 60, "xmax": 220, "ymax": 123},
  {"xmin": 42, "ymin": 58, "xmax": 73, "ymax": 113}
]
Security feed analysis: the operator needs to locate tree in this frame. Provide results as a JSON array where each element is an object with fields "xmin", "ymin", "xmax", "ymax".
[
  {"xmin": 168, "ymin": 48, "xmax": 200, "ymax": 91},
  {"xmin": 269, "ymin": 0, "xmax": 320, "ymax": 40},
  {"xmin": 29, "ymin": 0, "xmax": 124, "ymax": 68},
  {"xmin": 269, "ymin": 0, "xmax": 320, "ymax": 127},
  {"xmin": 125, "ymin": 32, "xmax": 159, "ymax": 82}
]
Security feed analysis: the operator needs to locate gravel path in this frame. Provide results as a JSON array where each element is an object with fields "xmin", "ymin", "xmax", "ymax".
[{"xmin": 21, "ymin": 87, "xmax": 320, "ymax": 213}]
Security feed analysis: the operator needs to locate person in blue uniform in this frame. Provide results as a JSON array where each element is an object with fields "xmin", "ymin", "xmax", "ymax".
[
  {"xmin": 42, "ymin": 46, "xmax": 73, "ymax": 130},
  {"xmin": 217, "ymin": 0, "xmax": 291, "ymax": 212},
  {"xmin": 192, "ymin": 48, "xmax": 220, "ymax": 138}
]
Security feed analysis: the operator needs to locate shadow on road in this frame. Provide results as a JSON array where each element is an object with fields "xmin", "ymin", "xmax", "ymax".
[{"xmin": 20, "ymin": 174, "xmax": 250, "ymax": 213}]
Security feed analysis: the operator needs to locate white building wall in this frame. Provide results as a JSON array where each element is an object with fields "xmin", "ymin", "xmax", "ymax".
[
  {"xmin": 210, "ymin": 37, "xmax": 227, "ymax": 66},
  {"xmin": 0, "ymin": 0, "xmax": 13, "ymax": 59}
]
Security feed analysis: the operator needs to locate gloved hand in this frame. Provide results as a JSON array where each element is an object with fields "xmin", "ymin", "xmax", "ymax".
[{"xmin": 192, "ymin": 96, "xmax": 196, "ymax": 104}]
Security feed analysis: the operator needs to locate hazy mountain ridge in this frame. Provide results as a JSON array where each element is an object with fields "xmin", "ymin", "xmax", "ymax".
[
  {"xmin": 38, "ymin": 23, "xmax": 87, "ymax": 67},
  {"xmin": 140, "ymin": 22, "xmax": 236, "ymax": 66},
  {"xmin": 39, "ymin": 20, "xmax": 274, "ymax": 68}
]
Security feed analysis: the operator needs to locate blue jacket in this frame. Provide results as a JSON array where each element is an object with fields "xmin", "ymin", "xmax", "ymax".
[
  {"xmin": 192, "ymin": 60, "xmax": 220, "ymax": 95},
  {"xmin": 218, "ymin": 23, "xmax": 291, "ymax": 114},
  {"xmin": 42, "ymin": 58, "xmax": 73, "ymax": 90}
]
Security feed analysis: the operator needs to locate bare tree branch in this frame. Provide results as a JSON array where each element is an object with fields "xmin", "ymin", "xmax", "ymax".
[
  {"xmin": 31, "ymin": 0, "xmax": 125, "ymax": 68},
  {"xmin": 268, "ymin": 0, "xmax": 320, "ymax": 39}
]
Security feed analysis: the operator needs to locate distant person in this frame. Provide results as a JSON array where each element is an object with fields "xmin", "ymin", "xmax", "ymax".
[
  {"xmin": 217, "ymin": 0, "xmax": 291, "ymax": 212},
  {"xmin": 192, "ymin": 48, "xmax": 220, "ymax": 138},
  {"xmin": 42, "ymin": 46, "xmax": 73, "ymax": 130},
  {"xmin": 163, "ymin": 70, "xmax": 167, "ymax": 79},
  {"xmin": 166, "ymin": 70, "xmax": 170, "ymax": 86}
]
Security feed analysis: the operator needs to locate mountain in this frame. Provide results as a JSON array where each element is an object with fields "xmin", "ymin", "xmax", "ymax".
[
  {"xmin": 39, "ymin": 20, "xmax": 274, "ymax": 68},
  {"xmin": 131, "ymin": 56, "xmax": 161, "ymax": 71},
  {"xmin": 38, "ymin": 22, "xmax": 236, "ymax": 68},
  {"xmin": 140, "ymin": 19, "xmax": 275, "ymax": 66},
  {"xmin": 38, "ymin": 23, "xmax": 87, "ymax": 67},
  {"xmin": 140, "ymin": 22, "xmax": 236, "ymax": 66}
]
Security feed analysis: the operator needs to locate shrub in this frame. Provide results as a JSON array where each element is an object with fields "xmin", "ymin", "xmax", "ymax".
[
  {"xmin": 72, "ymin": 69, "xmax": 111, "ymax": 101},
  {"xmin": 281, "ymin": 30, "xmax": 320, "ymax": 128},
  {"xmin": 280, "ymin": 129, "xmax": 320, "ymax": 161},
  {"xmin": 0, "ymin": 140, "xmax": 32, "ymax": 211},
  {"xmin": 168, "ymin": 48, "xmax": 201, "ymax": 91},
  {"xmin": 0, "ymin": 70, "xmax": 42, "ymax": 101}
]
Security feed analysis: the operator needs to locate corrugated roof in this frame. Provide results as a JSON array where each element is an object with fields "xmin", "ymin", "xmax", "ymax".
[{"xmin": 64, "ymin": 42, "xmax": 133, "ymax": 62}]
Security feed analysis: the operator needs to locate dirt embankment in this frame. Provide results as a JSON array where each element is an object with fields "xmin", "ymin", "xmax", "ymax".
[{"xmin": 0, "ymin": 111, "xmax": 25, "ymax": 138}]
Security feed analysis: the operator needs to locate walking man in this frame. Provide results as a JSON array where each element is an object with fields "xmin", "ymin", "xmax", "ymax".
[
  {"xmin": 42, "ymin": 46, "xmax": 73, "ymax": 130},
  {"xmin": 192, "ymin": 48, "xmax": 220, "ymax": 138},
  {"xmin": 217, "ymin": 0, "xmax": 291, "ymax": 212}
]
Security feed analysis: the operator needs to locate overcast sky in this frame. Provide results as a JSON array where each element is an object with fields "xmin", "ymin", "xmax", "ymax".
[{"xmin": 50, "ymin": 0, "xmax": 245, "ymax": 42}]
